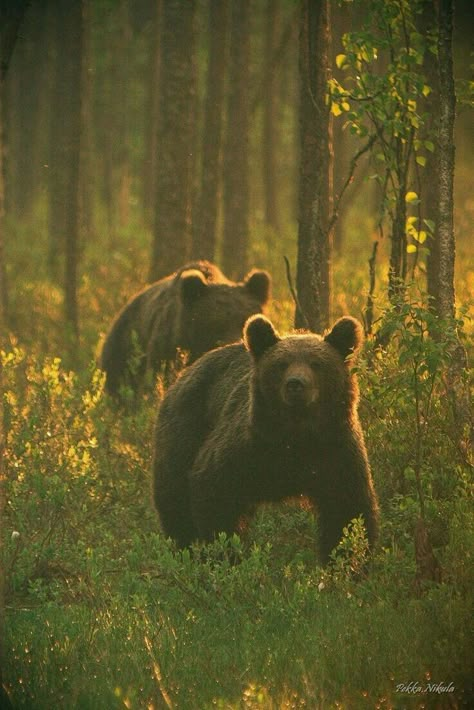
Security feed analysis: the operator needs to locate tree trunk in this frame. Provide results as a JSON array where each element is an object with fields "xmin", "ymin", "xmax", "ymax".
[
  {"xmin": 436, "ymin": 0, "xmax": 472, "ymax": 450},
  {"xmin": 143, "ymin": 0, "xmax": 163, "ymax": 231},
  {"xmin": 80, "ymin": 0, "xmax": 94, "ymax": 243},
  {"xmin": 388, "ymin": 138, "xmax": 409, "ymax": 304},
  {"xmin": 436, "ymin": 0, "xmax": 456, "ymax": 322},
  {"xmin": 150, "ymin": 0, "xmax": 197, "ymax": 281},
  {"xmin": 62, "ymin": 0, "xmax": 83, "ymax": 345},
  {"xmin": 262, "ymin": 0, "xmax": 280, "ymax": 233},
  {"xmin": 193, "ymin": 0, "xmax": 229, "ymax": 262},
  {"xmin": 0, "ymin": 90, "xmax": 8, "ymax": 328},
  {"xmin": 221, "ymin": 0, "xmax": 251, "ymax": 279},
  {"xmin": 0, "ymin": 5, "xmax": 29, "ymax": 704},
  {"xmin": 48, "ymin": 5, "xmax": 66, "ymax": 279},
  {"xmin": 296, "ymin": 0, "xmax": 332, "ymax": 332},
  {"xmin": 419, "ymin": 0, "xmax": 440, "ymax": 308}
]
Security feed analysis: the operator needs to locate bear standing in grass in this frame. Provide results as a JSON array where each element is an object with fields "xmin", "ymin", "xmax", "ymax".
[
  {"xmin": 99, "ymin": 261, "xmax": 271, "ymax": 398},
  {"xmin": 153, "ymin": 314, "xmax": 379, "ymax": 563}
]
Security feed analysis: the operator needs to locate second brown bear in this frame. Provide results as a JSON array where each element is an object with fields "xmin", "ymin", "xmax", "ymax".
[{"xmin": 99, "ymin": 261, "xmax": 271, "ymax": 398}]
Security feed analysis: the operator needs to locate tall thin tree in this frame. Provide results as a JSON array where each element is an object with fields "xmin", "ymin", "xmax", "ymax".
[
  {"xmin": 418, "ymin": 0, "xmax": 440, "ymax": 309},
  {"xmin": 262, "ymin": 0, "xmax": 281, "ymax": 234},
  {"xmin": 62, "ymin": 0, "xmax": 83, "ymax": 344},
  {"xmin": 143, "ymin": 0, "xmax": 163, "ymax": 231},
  {"xmin": 435, "ymin": 0, "xmax": 472, "ymax": 447},
  {"xmin": 0, "ymin": 5, "xmax": 29, "ymax": 706},
  {"xmin": 296, "ymin": 0, "xmax": 332, "ymax": 331},
  {"xmin": 193, "ymin": 0, "xmax": 229, "ymax": 262},
  {"xmin": 150, "ymin": 0, "xmax": 197, "ymax": 281},
  {"xmin": 222, "ymin": 0, "xmax": 251, "ymax": 278}
]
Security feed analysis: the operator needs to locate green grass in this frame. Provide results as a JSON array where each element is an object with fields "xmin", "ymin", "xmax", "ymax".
[{"xmin": 2, "ymin": 213, "xmax": 474, "ymax": 709}]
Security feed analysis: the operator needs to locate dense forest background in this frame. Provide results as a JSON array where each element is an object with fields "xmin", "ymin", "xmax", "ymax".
[
  {"xmin": 1, "ymin": 0, "xmax": 473, "ymax": 707},
  {"xmin": 1, "ymin": 0, "xmax": 472, "ymax": 352}
]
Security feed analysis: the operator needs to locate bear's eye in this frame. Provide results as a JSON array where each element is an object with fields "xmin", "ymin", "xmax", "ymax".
[{"xmin": 273, "ymin": 360, "xmax": 289, "ymax": 374}]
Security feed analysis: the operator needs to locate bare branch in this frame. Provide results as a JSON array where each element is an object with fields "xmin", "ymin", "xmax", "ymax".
[
  {"xmin": 283, "ymin": 256, "xmax": 310, "ymax": 330},
  {"xmin": 328, "ymin": 133, "xmax": 377, "ymax": 235}
]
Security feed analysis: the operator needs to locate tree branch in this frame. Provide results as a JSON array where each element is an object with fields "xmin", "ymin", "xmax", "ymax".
[
  {"xmin": 283, "ymin": 256, "xmax": 309, "ymax": 330},
  {"xmin": 328, "ymin": 133, "xmax": 377, "ymax": 234}
]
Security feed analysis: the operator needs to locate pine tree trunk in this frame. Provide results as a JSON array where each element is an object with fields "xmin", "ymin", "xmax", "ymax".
[
  {"xmin": 62, "ymin": 0, "xmax": 83, "ymax": 345},
  {"xmin": 150, "ymin": 0, "xmax": 197, "ymax": 281},
  {"xmin": 262, "ymin": 0, "xmax": 280, "ymax": 234},
  {"xmin": 143, "ymin": 0, "xmax": 163, "ymax": 231},
  {"xmin": 436, "ymin": 0, "xmax": 472, "ymax": 450},
  {"xmin": 296, "ymin": 0, "xmax": 332, "ymax": 332},
  {"xmin": 193, "ymin": 0, "xmax": 229, "ymax": 262},
  {"xmin": 0, "ymin": 6, "xmax": 29, "ymax": 704},
  {"xmin": 221, "ymin": 0, "xmax": 250, "ymax": 279},
  {"xmin": 80, "ymin": 0, "xmax": 94, "ymax": 243}
]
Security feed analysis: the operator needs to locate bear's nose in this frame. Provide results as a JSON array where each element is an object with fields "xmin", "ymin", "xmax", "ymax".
[{"xmin": 285, "ymin": 376, "xmax": 307, "ymax": 394}]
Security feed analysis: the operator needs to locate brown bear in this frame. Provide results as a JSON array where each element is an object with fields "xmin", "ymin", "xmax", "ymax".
[
  {"xmin": 152, "ymin": 314, "xmax": 379, "ymax": 564},
  {"xmin": 99, "ymin": 261, "xmax": 271, "ymax": 398}
]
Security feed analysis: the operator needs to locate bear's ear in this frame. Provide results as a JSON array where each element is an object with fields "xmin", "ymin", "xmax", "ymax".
[
  {"xmin": 244, "ymin": 315, "xmax": 280, "ymax": 359},
  {"xmin": 180, "ymin": 270, "xmax": 208, "ymax": 302},
  {"xmin": 324, "ymin": 316, "xmax": 363, "ymax": 361},
  {"xmin": 243, "ymin": 270, "xmax": 271, "ymax": 306}
]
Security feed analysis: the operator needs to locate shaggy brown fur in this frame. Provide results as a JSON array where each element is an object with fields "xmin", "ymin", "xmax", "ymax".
[
  {"xmin": 153, "ymin": 314, "xmax": 379, "ymax": 563},
  {"xmin": 99, "ymin": 261, "xmax": 271, "ymax": 397}
]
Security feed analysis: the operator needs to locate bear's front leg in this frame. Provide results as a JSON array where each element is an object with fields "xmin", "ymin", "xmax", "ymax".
[
  {"xmin": 189, "ymin": 445, "xmax": 250, "ymax": 544},
  {"xmin": 315, "ymin": 486, "xmax": 378, "ymax": 565}
]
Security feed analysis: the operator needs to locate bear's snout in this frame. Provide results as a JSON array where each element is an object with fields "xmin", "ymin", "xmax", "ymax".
[{"xmin": 282, "ymin": 364, "xmax": 317, "ymax": 407}]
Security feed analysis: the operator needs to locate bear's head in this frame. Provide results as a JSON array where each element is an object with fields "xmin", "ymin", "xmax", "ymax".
[
  {"xmin": 244, "ymin": 315, "xmax": 363, "ymax": 435},
  {"xmin": 179, "ymin": 268, "xmax": 271, "ymax": 360}
]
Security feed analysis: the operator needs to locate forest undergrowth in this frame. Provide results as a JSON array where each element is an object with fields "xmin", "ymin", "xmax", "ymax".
[{"xmin": 2, "ymin": 214, "xmax": 473, "ymax": 709}]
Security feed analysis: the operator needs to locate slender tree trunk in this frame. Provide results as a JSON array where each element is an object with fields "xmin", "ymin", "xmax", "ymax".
[
  {"xmin": 143, "ymin": 0, "xmax": 163, "ymax": 231},
  {"xmin": 221, "ymin": 0, "xmax": 251, "ymax": 278},
  {"xmin": 296, "ymin": 0, "xmax": 332, "ymax": 332},
  {"xmin": 436, "ymin": 0, "xmax": 472, "ymax": 449},
  {"xmin": 48, "ymin": 6, "xmax": 66, "ymax": 279},
  {"xmin": 0, "ymin": 91, "xmax": 8, "ymax": 328},
  {"xmin": 150, "ymin": 0, "xmax": 197, "ymax": 281},
  {"xmin": 388, "ymin": 141, "xmax": 409, "ymax": 303},
  {"xmin": 193, "ymin": 0, "xmax": 229, "ymax": 261},
  {"xmin": 419, "ymin": 0, "xmax": 440, "ymax": 307},
  {"xmin": 117, "ymin": 0, "xmax": 131, "ymax": 230},
  {"xmin": 80, "ymin": 0, "xmax": 94, "ymax": 243},
  {"xmin": 262, "ymin": 0, "xmax": 280, "ymax": 233},
  {"xmin": 436, "ymin": 0, "xmax": 456, "ymax": 322},
  {"xmin": 1, "ymin": 6, "xmax": 29, "ymax": 704},
  {"xmin": 63, "ymin": 0, "xmax": 83, "ymax": 345}
]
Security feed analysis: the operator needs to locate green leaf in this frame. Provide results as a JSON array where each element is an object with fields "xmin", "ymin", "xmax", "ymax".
[
  {"xmin": 423, "ymin": 219, "xmax": 435, "ymax": 233},
  {"xmin": 422, "ymin": 84, "xmax": 432, "ymax": 97},
  {"xmin": 424, "ymin": 140, "xmax": 435, "ymax": 152},
  {"xmin": 416, "ymin": 155, "xmax": 427, "ymax": 167}
]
